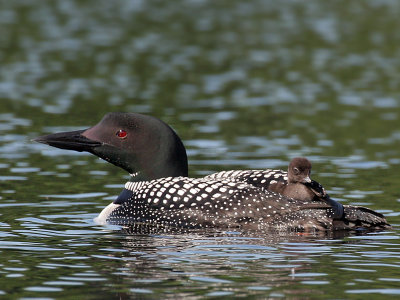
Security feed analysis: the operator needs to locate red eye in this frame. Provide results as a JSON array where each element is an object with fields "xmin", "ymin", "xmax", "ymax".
[{"xmin": 116, "ymin": 129, "xmax": 127, "ymax": 139}]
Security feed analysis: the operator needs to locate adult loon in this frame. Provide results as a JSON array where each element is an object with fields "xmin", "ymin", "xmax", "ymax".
[{"xmin": 34, "ymin": 112, "xmax": 390, "ymax": 232}]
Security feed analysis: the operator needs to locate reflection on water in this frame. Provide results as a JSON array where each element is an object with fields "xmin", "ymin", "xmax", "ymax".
[
  {"xmin": 1, "ymin": 221, "xmax": 400, "ymax": 298},
  {"xmin": 1, "ymin": 0, "xmax": 400, "ymax": 298}
]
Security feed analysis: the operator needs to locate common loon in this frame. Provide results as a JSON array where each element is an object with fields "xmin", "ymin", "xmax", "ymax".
[{"xmin": 34, "ymin": 112, "xmax": 390, "ymax": 232}]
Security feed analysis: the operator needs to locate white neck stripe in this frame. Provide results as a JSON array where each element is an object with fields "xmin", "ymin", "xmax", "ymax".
[{"xmin": 124, "ymin": 181, "xmax": 149, "ymax": 192}]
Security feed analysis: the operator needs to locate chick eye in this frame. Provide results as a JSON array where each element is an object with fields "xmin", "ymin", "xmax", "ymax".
[
  {"xmin": 116, "ymin": 129, "xmax": 127, "ymax": 139},
  {"xmin": 293, "ymin": 167, "xmax": 300, "ymax": 174}
]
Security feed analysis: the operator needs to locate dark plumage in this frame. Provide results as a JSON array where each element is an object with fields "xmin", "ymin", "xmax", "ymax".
[
  {"xmin": 34, "ymin": 112, "xmax": 390, "ymax": 232},
  {"xmin": 269, "ymin": 157, "xmax": 316, "ymax": 201}
]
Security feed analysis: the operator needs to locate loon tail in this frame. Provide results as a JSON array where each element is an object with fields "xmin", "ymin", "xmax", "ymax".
[
  {"xmin": 337, "ymin": 205, "xmax": 391, "ymax": 231},
  {"xmin": 284, "ymin": 203, "xmax": 390, "ymax": 232}
]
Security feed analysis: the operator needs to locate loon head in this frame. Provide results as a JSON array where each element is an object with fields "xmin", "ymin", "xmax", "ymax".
[
  {"xmin": 287, "ymin": 157, "xmax": 312, "ymax": 184},
  {"xmin": 34, "ymin": 112, "xmax": 188, "ymax": 182}
]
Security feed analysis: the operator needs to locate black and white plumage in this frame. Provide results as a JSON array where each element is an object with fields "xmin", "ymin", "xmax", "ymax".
[
  {"xmin": 205, "ymin": 157, "xmax": 344, "ymax": 219},
  {"xmin": 204, "ymin": 169, "xmax": 288, "ymax": 191},
  {"xmin": 34, "ymin": 112, "xmax": 390, "ymax": 232},
  {"xmin": 96, "ymin": 176, "xmax": 353, "ymax": 231},
  {"xmin": 205, "ymin": 158, "xmax": 320, "ymax": 200},
  {"xmin": 99, "ymin": 177, "xmax": 301, "ymax": 229}
]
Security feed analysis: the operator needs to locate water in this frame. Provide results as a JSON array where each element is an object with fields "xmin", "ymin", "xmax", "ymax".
[{"xmin": 1, "ymin": 0, "xmax": 400, "ymax": 298}]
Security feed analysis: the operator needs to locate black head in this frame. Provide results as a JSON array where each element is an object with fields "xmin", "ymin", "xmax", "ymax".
[
  {"xmin": 34, "ymin": 112, "xmax": 188, "ymax": 182},
  {"xmin": 287, "ymin": 157, "xmax": 312, "ymax": 184}
]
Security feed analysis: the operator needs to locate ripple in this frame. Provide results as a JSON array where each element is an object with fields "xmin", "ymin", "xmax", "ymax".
[
  {"xmin": 206, "ymin": 291, "xmax": 234, "ymax": 296},
  {"xmin": 264, "ymin": 264, "xmax": 301, "ymax": 269},
  {"xmin": 301, "ymin": 280, "xmax": 330, "ymax": 285},
  {"xmin": 25, "ymin": 286, "xmax": 63, "ymax": 292},
  {"xmin": 6, "ymin": 274, "xmax": 24, "ymax": 278},
  {"xmin": 58, "ymin": 276, "xmax": 106, "ymax": 282},
  {"xmin": 291, "ymin": 272, "xmax": 327, "ymax": 278},
  {"xmin": 190, "ymin": 276, "xmax": 232, "ymax": 284},
  {"xmin": 130, "ymin": 288, "xmax": 153, "ymax": 294},
  {"xmin": 39, "ymin": 263, "xmax": 89, "ymax": 270},
  {"xmin": 44, "ymin": 281, "xmax": 84, "ymax": 286},
  {"xmin": 40, "ymin": 192, "xmax": 107, "ymax": 199},
  {"xmin": 340, "ymin": 268, "xmax": 376, "ymax": 273},
  {"xmin": 194, "ymin": 244, "xmax": 275, "ymax": 251},
  {"xmin": 4, "ymin": 267, "xmax": 28, "ymax": 271},
  {"xmin": 0, "ymin": 241, "xmax": 65, "ymax": 252},
  {"xmin": 346, "ymin": 288, "xmax": 400, "ymax": 295},
  {"xmin": 349, "ymin": 235, "xmax": 399, "ymax": 240},
  {"xmin": 10, "ymin": 167, "xmax": 41, "ymax": 173},
  {"xmin": 247, "ymin": 286, "xmax": 271, "ymax": 291},
  {"xmin": 17, "ymin": 217, "xmax": 55, "ymax": 225},
  {"xmin": 0, "ymin": 176, "xmax": 27, "ymax": 181}
]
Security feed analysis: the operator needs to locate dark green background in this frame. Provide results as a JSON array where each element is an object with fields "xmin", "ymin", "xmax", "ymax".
[{"xmin": 1, "ymin": 0, "xmax": 399, "ymax": 298}]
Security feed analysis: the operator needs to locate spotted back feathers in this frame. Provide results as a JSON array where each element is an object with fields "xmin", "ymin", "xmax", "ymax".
[
  {"xmin": 204, "ymin": 169, "xmax": 288, "ymax": 191},
  {"xmin": 108, "ymin": 176, "xmax": 310, "ymax": 230}
]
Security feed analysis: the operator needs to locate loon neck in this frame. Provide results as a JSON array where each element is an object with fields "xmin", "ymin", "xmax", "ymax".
[
  {"xmin": 125, "ymin": 180, "xmax": 149, "ymax": 192},
  {"xmin": 129, "ymin": 172, "xmax": 146, "ymax": 183}
]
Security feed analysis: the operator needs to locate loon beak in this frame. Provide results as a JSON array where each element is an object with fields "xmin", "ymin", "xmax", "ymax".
[
  {"xmin": 34, "ymin": 129, "xmax": 102, "ymax": 152},
  {"xmin": 303, "ymin": 176, "xmax": 312, "ymax": 183}
]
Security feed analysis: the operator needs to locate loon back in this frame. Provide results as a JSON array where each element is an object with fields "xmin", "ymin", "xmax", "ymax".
[
  {"xmin": 205, "ymin": 169, "xmax": 388, "ymax": 229},
  {"xmin": 95, "ymin": 176, "xmax": 388, "ymax": 232},
  {"xmin": 205, "ymin": 158, "xmax": 334, "ymax": 211}
]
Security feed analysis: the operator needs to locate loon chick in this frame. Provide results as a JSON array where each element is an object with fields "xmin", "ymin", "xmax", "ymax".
[
  {"xmin": 269, "ymin": 157, "xmax": 343, "ymax": 219},
  {"xmin": 206, "ymin": 158, "xmax": 343, "ymax": 219},
  {"xmin": 269, "ymin": 157, "xmax": 316, "ymax": 201},
  {"xmin": 34, "ymin": 112, "xmax": 390, "ymax": 232}
]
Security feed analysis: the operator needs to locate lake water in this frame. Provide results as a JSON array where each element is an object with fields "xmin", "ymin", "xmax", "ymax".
[{"xmin": 1, "ymin": 0, "xmax": 400, "ymax": 298}]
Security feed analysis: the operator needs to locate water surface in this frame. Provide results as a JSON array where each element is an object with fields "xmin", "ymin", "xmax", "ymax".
[{"xmin": 1, "ymin": 0, "xmax": 400, "ymax": 298}]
